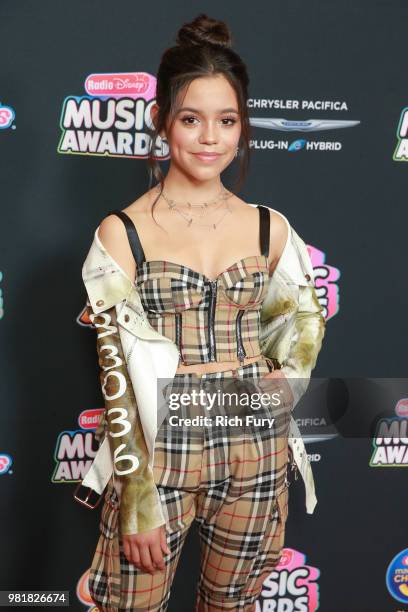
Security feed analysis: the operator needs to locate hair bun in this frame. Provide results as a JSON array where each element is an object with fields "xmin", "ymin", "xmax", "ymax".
[{"xmin": 176, "ymin": 13, "xmax": 232, "ymax": 49}]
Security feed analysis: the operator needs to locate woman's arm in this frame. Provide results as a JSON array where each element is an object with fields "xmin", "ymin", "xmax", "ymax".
[
  {"xmin": 89, "ymin": 301, "xmax": 166, "ymax": 535},
  {"xmin": 87, "ymin": 214, "xmax": 166, "ymax": 536},
  {"xmin": 261, "ymin": 214, "xmax": 326, "ymax": 409},
  {"xmin": 279, "ymin": 283, "xmax": 326, "ymax": 406}
]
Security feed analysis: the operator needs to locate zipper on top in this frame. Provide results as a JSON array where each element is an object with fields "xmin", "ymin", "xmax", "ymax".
[
  {"xmin": 208, "ymin": 280, "xmax": 217, "ymax": 362},
  {"xmin": 175, "ymin": 312, "xmax": 187, "ymax": 365},
  {"xmin": 236, "ymin": 309, "xmax": 247, "ymax": 365}
]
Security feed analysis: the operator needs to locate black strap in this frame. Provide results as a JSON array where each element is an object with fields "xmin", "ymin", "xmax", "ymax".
[
  {"xmin": 257, "ymin": 205, "xmax": 270, "ymax": 257},
  {"xmin": 106, "ymin": 209, "xmax": 146, "ymax": 267},
  {"xmin": 105, "ymin": 206, "xmax": 269, "ymax": 265}
]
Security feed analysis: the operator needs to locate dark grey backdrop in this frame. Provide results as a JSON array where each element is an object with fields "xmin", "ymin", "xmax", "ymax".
[{"xmin": 1, "ymin": 1, "xmax": 407, "ymax": 610}]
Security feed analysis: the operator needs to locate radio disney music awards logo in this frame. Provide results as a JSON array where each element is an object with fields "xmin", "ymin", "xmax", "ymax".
[
  {"xmin": 256, "ymin": 547, "xmax": 320, "ymax": 611},
  {"xmin": 307, "ymin": 243, "xmax": 340, "ymax": 322},
  {"xmin": 57, "ymin": 71, "xmax": 169, "ymax": 159},
  {"xmin": 51, "ymin": 409, "xmax": 103, "ymax": 484},
  {"xmin": 0, "ymin": 453, "xmax": 13, "ymax": 475},
  {"xmin": 369, "ymin": 398, "xmax": 408, "ymax": 467},
  {"xmin": 393, "ymin": 106, "xmax": 408, "ymax": 162},
  {"xmin": 386, "ymin": 548, "xmax": 408, "ymax": 605},
  {"xmin": 0, "ymin": 102, "xmax": 16, "ymax": 130}
]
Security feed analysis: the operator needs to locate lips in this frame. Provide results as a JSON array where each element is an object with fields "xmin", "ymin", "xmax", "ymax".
[{"xmin": 192, "ymin": 152, "xmax": 221, "ymax": 162}]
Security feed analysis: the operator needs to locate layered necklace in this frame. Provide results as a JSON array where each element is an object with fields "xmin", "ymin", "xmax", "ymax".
[{"xmin": 155, "ymin": 184, "xmax": 234, "ymax": 229}]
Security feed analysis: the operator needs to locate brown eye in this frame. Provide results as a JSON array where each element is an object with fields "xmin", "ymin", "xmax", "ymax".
[
  {"xmin": 181, "ymin": 116, "xmax": 198, "ymax": 125},
  {"xmin": 222, "ymin": 117, "xmax": 237, "ymax": 126}
]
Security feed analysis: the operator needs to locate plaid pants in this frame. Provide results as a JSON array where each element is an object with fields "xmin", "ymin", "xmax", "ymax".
[{"xmin": 89, "ymin": 357, "xmax": 291, "ymax": 611}]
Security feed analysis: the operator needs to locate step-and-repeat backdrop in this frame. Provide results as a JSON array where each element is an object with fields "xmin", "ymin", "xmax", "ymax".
[{"xmin": 1, "ymin": 2, "xmax": 407, "ymax": 610}]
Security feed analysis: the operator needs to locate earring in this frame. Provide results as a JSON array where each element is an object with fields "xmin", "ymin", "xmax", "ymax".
[{"xmin": 235, "ymin": 146, "xmax": 240, "ymax": 158}]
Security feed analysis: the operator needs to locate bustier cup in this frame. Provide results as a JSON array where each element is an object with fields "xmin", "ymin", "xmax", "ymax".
[{"xmin": 135, "ymin": 256, "xmax": 268, "ymax": 313}]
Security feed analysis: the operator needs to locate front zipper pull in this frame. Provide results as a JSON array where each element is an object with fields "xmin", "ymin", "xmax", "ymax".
[
  {"xmin": 236, "ymin": 309, "xmax": 247, "ymax": 365},
  {"xmin": 237, "ymin": 341, "xmax": 245, "ymax": 365},
  {"xmin": 175, "ymin": 312, "xmax": 187, "ymax": 365}
]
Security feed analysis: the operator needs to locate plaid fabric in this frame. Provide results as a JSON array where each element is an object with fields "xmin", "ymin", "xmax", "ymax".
[
  {"xmin": 135, "ymin": 256, "xmax": 269, "ymax": 364},
  {"xmin": 88, "ymin": 357, "xmax": 291, "ymax": 611}
]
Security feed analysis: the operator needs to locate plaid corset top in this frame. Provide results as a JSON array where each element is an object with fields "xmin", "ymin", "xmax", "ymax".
[{"xmin": 107, "ymin": 204, "xmax": 271, "ymax": 365}]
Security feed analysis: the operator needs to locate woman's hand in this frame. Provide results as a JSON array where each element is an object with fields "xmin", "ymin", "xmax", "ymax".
[
  {"xmin": 259, "ymin": 368, "xmax": 294, "ymax": 408},
  {"xmin": 122, "ymin": 524, "xmax": 170, "ymax": 574}
]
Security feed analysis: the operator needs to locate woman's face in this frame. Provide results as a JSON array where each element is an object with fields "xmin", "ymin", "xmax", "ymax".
[{"xmin": 160, "ymin": 74, "xmax": 242, "ymax": 180}]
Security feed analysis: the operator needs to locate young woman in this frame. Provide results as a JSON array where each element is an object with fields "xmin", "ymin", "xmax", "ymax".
[{"xmin": 84, "ymin": 13, "xmax": 325, "ymax": 611}]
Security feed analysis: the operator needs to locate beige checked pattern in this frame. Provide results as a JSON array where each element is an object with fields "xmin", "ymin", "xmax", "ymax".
[
  {"xmin": 88, "ymin": 357, "xmax": 291, "ymax": 611},
  {"xmin": 135, "ymin": 256, "xmax": 270, "ymax": 365}
]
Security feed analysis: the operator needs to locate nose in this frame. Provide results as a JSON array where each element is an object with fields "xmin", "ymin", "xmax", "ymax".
[{"xmin": 199, "ymin": 121, "xmax": 218, "ymax": 145}]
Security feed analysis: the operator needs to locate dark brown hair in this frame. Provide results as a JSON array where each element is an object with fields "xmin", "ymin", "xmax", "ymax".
[{"xmin": 147, "ymin": 13, "xmax": 251, "ymax": 220}]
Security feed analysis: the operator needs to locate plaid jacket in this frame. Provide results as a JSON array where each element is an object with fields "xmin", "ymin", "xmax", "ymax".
[{"xmin": 78, "ymin": 205, "xmax": 326, "ymax": 535}]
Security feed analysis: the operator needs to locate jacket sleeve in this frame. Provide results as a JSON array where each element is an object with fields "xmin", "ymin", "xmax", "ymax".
[
  {"xmin": 87, "ymin": 301, "xmax": 166, "ymax": 535},
  {"xmin": 94, "ymin": 400, "xmax": 107, "ymax": 445},
  {"xmin": 279, "ymin": 283, "xmax": 326, "ymax": 409},
  {"xmin": 259, "ymin": 224, "xmax": 326, "ymax": 411}
]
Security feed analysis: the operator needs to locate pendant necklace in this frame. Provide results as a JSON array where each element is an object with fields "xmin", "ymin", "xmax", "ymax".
[{"xmin": 155, "ymin": 184, "xmax": 234, "ymax": 230}]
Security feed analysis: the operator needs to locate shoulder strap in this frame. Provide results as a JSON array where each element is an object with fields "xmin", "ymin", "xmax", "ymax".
[
  {"xmin": 106, "ymin": 209, "xmax": 146, "ymax": 267},
  {"xmin": 257, "ymin": 205, "xmax": 270, "ymax": 257}
]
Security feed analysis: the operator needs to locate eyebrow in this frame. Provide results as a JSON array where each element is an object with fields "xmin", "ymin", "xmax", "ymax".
[{"xmin": 177, "ymin": 107, "xmax": 239, "ymax": 114}]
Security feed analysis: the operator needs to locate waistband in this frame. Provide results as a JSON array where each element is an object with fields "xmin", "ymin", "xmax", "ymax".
[{"xmin": 173, "ymin": 356, "xmax": 275, "ymax": 381}]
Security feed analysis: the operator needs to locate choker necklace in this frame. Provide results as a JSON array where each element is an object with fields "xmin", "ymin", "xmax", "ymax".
[{"xmin": 156, "ymin": 185, "xmax": 234, "ymax": 230}]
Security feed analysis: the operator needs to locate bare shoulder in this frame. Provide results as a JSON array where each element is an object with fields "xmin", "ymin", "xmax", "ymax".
[
  {"xmin": 97, "ymin": 187, "xmax": 160, "ymax": 280},
  {"xmin": 266, "ymin": 208, "xmax": 290, "ymax": 274},
  {"xmin": 122, "ymin": 187, "xmax": 160, "ymax": 217},
  {"xmin": 98, "ymin": 213, "xmax": 136, "ymax": 282},
  {"xmin": 229, "ymin": 200, "xmax": 289, "ymax": 264}
]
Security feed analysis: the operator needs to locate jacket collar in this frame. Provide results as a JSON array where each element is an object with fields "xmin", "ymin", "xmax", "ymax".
[{"xmin": 82, "ymin": 225, "xmax": 135, "ymax": 314}]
